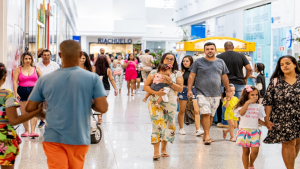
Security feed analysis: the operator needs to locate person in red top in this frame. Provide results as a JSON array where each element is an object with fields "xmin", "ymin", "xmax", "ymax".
[{"xmin": 124, "ymin": 54, "xmax": 138, "ymax": 96}]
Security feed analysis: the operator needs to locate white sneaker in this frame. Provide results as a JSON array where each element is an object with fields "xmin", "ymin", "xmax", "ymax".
[
  {"xmin": 136, "ymin": 89, "xmax": 140, "ymax": 94},
  {"xmin": 196, "ymin": 129, "xmax": 204, "ymax": 136},
  {"xmin": 179, "ymin": 128, "xmax": 186, "ymax": 135}
]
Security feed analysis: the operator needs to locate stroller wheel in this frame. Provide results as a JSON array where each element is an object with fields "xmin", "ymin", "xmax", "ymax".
[{"xmin": 91, "ymin": 125, "xmax": 102, "ymax": 144}]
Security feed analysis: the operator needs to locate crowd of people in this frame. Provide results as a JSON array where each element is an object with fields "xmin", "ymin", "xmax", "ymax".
[{"xmin": 0, "ymin": 39, "xmax": 299, "ymax": 169}]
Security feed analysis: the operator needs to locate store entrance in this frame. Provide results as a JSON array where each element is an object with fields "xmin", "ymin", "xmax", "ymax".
[{"xmin": 89, "ymin": 43, "xmax": 133, "ymax": 58}]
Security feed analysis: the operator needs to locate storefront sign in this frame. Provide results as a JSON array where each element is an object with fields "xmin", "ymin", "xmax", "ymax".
[
  {"xmin": 98, "ymin": 38, "xmax": 132, "ymax": 44},
  {"xmin": 73, "ymin": 36, "xmax": 81, "ymax": 43}
]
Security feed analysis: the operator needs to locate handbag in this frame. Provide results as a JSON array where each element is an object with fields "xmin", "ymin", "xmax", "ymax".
[{"xmin": 113, "ymin": 69, "xmax": 122, "ymax": 75}]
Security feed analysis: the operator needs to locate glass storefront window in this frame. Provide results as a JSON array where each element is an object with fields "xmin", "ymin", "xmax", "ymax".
[{"xmin": 146, "ymin": 41, "xmax": 165, "ymax": 53}]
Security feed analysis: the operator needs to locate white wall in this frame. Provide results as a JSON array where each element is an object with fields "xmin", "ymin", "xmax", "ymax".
[{"xmin": 174, "ymin": 0, "xmax": 275, "ymax": 26}]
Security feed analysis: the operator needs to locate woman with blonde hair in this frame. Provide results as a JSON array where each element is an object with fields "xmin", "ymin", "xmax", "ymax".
[{"xmin": 13, "ymin": 52, "xmax": 42, "ymax": 137}]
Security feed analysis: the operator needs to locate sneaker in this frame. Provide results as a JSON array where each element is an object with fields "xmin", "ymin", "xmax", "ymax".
[
  {"xmin": 38, "ymin": 120, "xmax": 45, "ymax": 128},
  {"xmin": 29, "ymin": 132, "xmax": 39, "ymax": 137},
  {"xmin": 179, "ymin": 128, "xmax": 186, "ymax": 135},
  {"xmin": 136, "ymin": 89, "xmax": 140, "ymax": 94},
  {"xmin": 196, "ymin": 129, "xmax": 204, "ymax": 136},
  {"xmin": 21, "ymin": 132, "xmax": 29, "ymax": 137}
]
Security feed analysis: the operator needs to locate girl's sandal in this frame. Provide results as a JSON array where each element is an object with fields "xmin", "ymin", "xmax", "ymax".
[
  {"xmin": 230, "ymin": 138, "xmax": 236, "ymax": 142},
  {"xmin": 153, "ymin": 155, "xmax": 160, "ymax": 160},
  {"xmin": 161, "ymin": 153, "xmax": 169, "ymax": 157}
]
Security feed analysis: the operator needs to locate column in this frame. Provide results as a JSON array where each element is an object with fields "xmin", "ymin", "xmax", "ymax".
[{"xmin": 0, "ymin": 0, "xmax": 7, "ymax": 65}]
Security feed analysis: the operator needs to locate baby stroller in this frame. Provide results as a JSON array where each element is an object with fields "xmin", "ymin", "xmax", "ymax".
[{"xmin": 90, "ymin": 111, "xmax": 103, "ymax": 144}]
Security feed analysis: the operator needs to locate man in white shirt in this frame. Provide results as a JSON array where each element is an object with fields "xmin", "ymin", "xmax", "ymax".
[
  {"xmin": 36, "ymin": 49, "xmax": 60, "ymax": 75},
  {"xmin": 36, "ymin": 49, "xmax": 60, "ymax": 127}
]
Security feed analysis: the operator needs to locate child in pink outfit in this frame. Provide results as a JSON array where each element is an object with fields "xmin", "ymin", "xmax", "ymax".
[{"xmin": 143, "ymin": 64, "xmax": 172, "ymax": 108}]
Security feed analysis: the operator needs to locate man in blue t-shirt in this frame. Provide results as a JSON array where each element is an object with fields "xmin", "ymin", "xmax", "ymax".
[{"xmin": 26, "ymin": 40, "xmax": 108, "ymax": 169}]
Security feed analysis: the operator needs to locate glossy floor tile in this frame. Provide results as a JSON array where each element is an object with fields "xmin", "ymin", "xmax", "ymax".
[{"xmin": 14, "ymin": 83, "xmax": 300, "ymax": 169}]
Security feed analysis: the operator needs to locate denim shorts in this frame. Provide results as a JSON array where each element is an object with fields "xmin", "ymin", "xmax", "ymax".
[
  {"xmin": 17, "ymin": 86, "xmax": 34, "ymax": 101},
  {"xmin": 178, "ymin": 87, "xmax": 196, "ymax": 100}
]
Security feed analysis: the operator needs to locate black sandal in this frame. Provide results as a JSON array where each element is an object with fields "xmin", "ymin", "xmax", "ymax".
[
  {"xmin": 204, "ymin": 139, "xmax": 212, "ymax": 145},
  {"xmin": 153, "ymin": 155, "xmax": 160, "ymax": 160}
]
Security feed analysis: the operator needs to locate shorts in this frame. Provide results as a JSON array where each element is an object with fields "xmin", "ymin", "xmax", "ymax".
[
  {"xmin": 236, "ymin": 128, "xmax": 261, "ymax": 147},
  {"xmin": 196, "ymin": 95, "xmax": 220, "ymax": 116},
  {"xmin": 224, "ymin": 111, "xmax": 239, "ymax": 121},
  {"xmin": 137, "ymin": 70, "xmax": 142, "ymax": 79},
  {"xmin": 178, "ymin": 87, "xmax": 196, "ymax": 100},
  {"xmin": 17, "ymin": 86, "xmax": 34, "ymax": 101},
  {"xmin": 125, "ymin": 70, "xmax": 137, "ymax": 81},
  {"xmin": 150, "ymin": 83, "xmax": 165, "ymax": 91},
  {"xmin": 141, "ymin": 70, "xmax": 151, "ymax": 80},
  {"xmin": 43, "ymin": 142, "xmax": 89, "ymax": 169}
]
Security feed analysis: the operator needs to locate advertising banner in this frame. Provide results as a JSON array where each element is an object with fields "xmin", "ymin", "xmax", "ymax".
[
  {"xmin": 244, "ymin": 4, "xmax": 271, "ymax": 84},
  {"xmin": 272, "ymin": 27, "xmax": 293, "ymax": 72},
  {"xmin": 215, "ymin": 11, "xmax": 244, "ymax": 39}
]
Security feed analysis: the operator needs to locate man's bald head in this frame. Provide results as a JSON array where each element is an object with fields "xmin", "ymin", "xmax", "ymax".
[
  {"xmin": 100, "ymin": 48, "xmax": 105, "ymax": 55},
  {"xmin": 59, "ymin": 40, "xmax": 82, "ymax": 60},
  {"xmin": 224, "ymin": 41, "xmax": 234, "ymax": 51}
]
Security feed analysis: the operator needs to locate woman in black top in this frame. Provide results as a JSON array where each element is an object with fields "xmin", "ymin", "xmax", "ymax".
[
  {"xmin": 177, "ymin": 55, "xmax": 203, "ymax": 136},
  {"xmin": 95, "ymin": 56, "xmax": 118, "ymax": 123},
  {"xmin": 254, "ymin": 63, "xmax": 265, "ymax": 104},
  {"xmin": 263, "ymin": 55, "xmax": 300, "ymax": 169}
]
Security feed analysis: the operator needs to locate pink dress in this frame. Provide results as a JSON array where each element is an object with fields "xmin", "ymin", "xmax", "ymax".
[{"xmin": 125, "ymin": 60, "xmax": 138, "ymax": 81}]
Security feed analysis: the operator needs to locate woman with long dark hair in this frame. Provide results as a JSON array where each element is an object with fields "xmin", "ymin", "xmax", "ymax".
[
  {"xmin": 144, "ymin": 53, "xmax": 183, "ymax": 160},
  {"xmin": 124, "ymin": 53, "xmax": 138, "ymax": 96},
  {"xmin": 95, "ymin": 56, "xmax": 118, "ymax": 123},
  {"xmin": 79, "ymin": 52, "xmax": 95, "ymax": 72},
  {"xmin": 135, "ymin": 56, "xmax": 142, "ymax": 94},
  {"xmin": 263, "ymin": 55, "xmax": 300, "ymax": 169},
  {"xmin": 177, "ymin": 55, "xmax": 203, "ymax": 136},
  {"xmin": 13, "ymin": 52, "xmax": 42, "ymax": 137}
]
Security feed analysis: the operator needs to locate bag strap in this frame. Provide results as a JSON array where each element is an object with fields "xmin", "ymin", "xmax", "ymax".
[
  {"xmin": 273, "ymin": 78, "xmax": 278, "ymax": 87},
  {"xmin": 34, "ymin": 66, "xmax": 39, "ymax": 78}
]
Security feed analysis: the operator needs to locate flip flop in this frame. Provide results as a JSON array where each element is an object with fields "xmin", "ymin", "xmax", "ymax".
[
  {"xmin": 153, "ymin": 155, "xmax": 160, "ymax": 160},
  {"xmin": 230, "ymin": 138, "xmax": 236, "ymax": 142},
  {"xmin": 223, "ymin": 130, "xmax": 227, "ymax": 139},
  {"xmin": 204, "ymin": 139, "xmax": 212, "ymax": 145},
  {"xmin": 203, "ymin": 139, "xmax": 214, "ymax": 142},
  {"xmin": 161, "ymin": 153, "xmax": 169, "ymax": 157}
]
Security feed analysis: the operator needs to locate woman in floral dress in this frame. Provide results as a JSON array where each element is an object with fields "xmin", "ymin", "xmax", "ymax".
[
  {"xmin": 144, "ymin": 53, "xmax": 183, "ymax": 160},
  {"xmin": 263, "ymin": 55, "xmax": 300, "ymax": 169}
]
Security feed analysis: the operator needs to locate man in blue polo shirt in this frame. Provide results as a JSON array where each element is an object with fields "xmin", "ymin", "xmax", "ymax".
[{"xmin": 26, "ymin": 40, "xmax": 108, "ymax": 169}]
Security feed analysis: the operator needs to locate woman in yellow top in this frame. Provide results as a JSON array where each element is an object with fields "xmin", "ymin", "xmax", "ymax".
[{"xmin": 222, "ymin": 84, "xmax": 239, "ymax": 142}]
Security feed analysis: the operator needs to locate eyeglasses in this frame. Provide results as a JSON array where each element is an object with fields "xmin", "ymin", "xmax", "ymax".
[{"xmin": 165, "ymin": 58, "xmax": 174, "ymax": 62}]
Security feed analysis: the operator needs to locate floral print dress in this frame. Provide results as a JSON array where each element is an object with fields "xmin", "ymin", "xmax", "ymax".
[
  {"xmin": 263, "ymin": 75, "xmax": 300, "ymax": 143},
  {"xmin": 148, "ymin": 70, "xmax": 182, "ymax": 144},
  {"xmin": 0, "ymin": 89, "xmax": 21, "ymax": 165}
]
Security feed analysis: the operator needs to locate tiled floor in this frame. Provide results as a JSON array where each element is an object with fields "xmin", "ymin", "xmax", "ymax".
[{"xmin": 15, "ymin": 84, "xmax": 300, "ymax": 169}]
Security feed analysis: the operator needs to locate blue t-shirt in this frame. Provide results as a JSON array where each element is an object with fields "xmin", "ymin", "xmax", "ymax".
[{"xmin": 29, "ymin": 66, "xmax": 106, "ymax": 145}]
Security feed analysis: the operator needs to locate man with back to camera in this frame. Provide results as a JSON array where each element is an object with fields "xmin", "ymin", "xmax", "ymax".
[
  {"xmin": 188, "ymin": 42, "xmax": 232, "ymax": 145},
  {"xmin": 139, "ymin": 49, "xmax": 154, "ymax": 81},
  {"xmin": 36, "ymin": 49, "xmax": 60, "ymax": 128},
  {"xmin": 26, "ymin": 40, "xmax": 108, "ymax": 169},
  {"xmin": 94, "ymin": 48, "xmax": 111, "ymax": 65},
  {"xmin": 216, "ymin": 41, "xmax": 252, "ymax": 127}
]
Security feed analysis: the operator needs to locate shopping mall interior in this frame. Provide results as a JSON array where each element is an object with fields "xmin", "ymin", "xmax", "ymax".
[{"xmin": 1, "ymin": 0, "xmax": 300, "ymax": 168}]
